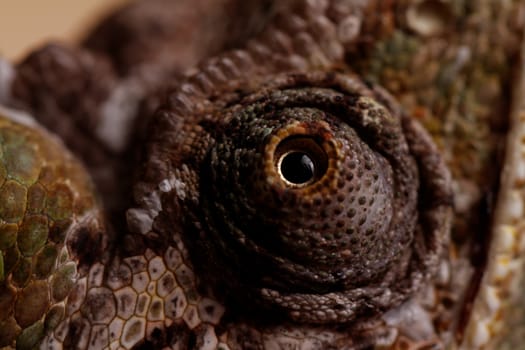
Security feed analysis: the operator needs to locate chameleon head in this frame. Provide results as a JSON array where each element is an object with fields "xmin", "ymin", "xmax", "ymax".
[{"xmin": 177, "ymin": 72, "xmax": 454, "ymax": 323}]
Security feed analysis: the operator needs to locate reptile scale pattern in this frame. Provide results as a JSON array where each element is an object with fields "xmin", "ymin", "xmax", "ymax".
[{"xmin": 0, "ymin": 0, "xmax": 525, "ymax": 349}]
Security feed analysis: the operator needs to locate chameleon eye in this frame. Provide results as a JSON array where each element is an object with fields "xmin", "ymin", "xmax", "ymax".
[
  {"xmin": 178, "ymin": 72, "xmax": 453, "ymax": 324},
  {"xmin": 276, "ymin": 137, "xmax": 327, "ymax": 187}
]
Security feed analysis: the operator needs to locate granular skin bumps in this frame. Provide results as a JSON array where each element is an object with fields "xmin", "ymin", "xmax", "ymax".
[{"xmin": 191, "ymin": 74, "xmax": 450, "ymax": 325}]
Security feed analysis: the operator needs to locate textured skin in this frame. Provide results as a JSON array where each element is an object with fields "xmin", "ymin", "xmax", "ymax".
[
  {"xmin": 0, "ymin": 0, "xmax": 525, "ymax": 349},
  {"xmin": 0, "ymin": 109, "xmax": 106, "ymax": 349}
]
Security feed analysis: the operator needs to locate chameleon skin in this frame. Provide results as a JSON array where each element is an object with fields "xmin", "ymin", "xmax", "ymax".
[
  {"xmin": 1, "ymin": 0, "xmax": 525, "ymax": 349},
  {"xmin": 191, "ymin": 73, "xmax": 451, "ymax": 325},
  {"xmin": 0, "ymin": 108, "xmax": 105, "ymax": 349},
  {"xmin": 9, "ymin": 0, "xmax": 279, "ymax": 222}
]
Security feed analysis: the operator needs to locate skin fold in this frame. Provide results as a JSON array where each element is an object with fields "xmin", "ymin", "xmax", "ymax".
[{"xmin": 0, "ymin": 0, "xmax": 524, "ymax": 349}]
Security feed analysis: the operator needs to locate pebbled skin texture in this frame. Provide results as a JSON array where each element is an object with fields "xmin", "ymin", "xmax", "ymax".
[{"xmin": 0, "ymin": 0, "xmax": 525, "ymax": 349}]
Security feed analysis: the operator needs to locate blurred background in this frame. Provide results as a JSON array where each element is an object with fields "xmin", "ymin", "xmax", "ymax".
[{"xmin": 0, "ymin": 0, "xmax": 128, "ymax": 60}]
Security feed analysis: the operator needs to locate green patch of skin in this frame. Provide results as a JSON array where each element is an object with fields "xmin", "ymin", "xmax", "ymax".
[
  {"xmin": 11, "ymin": 257, "xmax": 31, "ymax": 288},
  {"xmin": 0, "ymin": 128, "xmax": 24, "ymax": 150},
  {"xmin": 3, "ymin": 143, "xmax": 41, "ymax": 186},
  {"xmin": 35, "ymin": 244, "xmax": 58, "ymax": 279},
  {"xmin": 58, "ymin": 244, "xmax": 70, "ymax": 264},
  {"xmin": 44, "ymin": 305, "xmax": 64, "ymax": 334},
  {"xmin": 17, "ymin": 215, "xmax": 49, "ymax": 257},
  {"xmin": 0, "ymin": 180, "xmax": 28, "ymax": 223},
  {"xmin": 16, "ymin": 320, "xmax": 44, "ymax": 350},
  {"xmin": 0, "ymin": 223, "xmax": 18, "ymax": 250},
  {"xmin": 363, "ymin": 30, "xmax": 420, "ymax": 85},
  {"xmin": 45, "ymin": 184, "xmax": 73, "ymax": 221},
  {"xmin": 0, "ymin": 115, "xmax": 101, "ymax": 347},
  {"xmin": 51, "ymin": 262, "xmax": 76, "ymax": 302},
  {"xmin": 26, "ymin": 183, "xmax": 47, "ymax": 214}
]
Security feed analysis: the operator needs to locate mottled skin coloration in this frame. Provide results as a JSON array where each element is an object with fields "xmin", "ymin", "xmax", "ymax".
[
  {"xmin": 0, "ymin": 109, "xmax": 105, "ymax": 349},
  {"xmin": 0, "ymin": 0, "xmax": 525, "ymax": 349}
]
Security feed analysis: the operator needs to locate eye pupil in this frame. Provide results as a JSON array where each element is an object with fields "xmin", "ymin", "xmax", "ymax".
[
  {"xmin": 275, "ymin": 136, "xmax": 328, "ymax": 188},
  {"xmin": 280, "ymin": 152, "xmax": 315, "ymax": 185}
]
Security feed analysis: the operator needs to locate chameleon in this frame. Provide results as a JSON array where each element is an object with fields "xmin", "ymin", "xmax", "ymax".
[{"xmin": 0, "ymin": 0, "xmax": 524, "ymax": 349}]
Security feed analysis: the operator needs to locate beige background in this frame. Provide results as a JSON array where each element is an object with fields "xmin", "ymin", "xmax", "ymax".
[{"xmin": 0, "ymin": 0, "xmax": 128, "ymax": 61}]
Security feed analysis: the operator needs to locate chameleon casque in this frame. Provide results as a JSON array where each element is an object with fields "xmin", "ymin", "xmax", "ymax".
[{"xmin": 0, "ymin": 0, "xmax": 525, "ymax": 349}]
